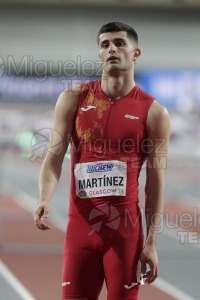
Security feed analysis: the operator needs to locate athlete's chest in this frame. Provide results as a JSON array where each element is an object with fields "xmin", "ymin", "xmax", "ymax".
[{"xmin": 75, "ymin": 94, "xmax": 146, "ymax": 145}]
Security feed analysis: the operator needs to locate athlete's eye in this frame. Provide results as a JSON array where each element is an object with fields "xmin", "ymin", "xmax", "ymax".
[
  {"xmin": 115, "ymin": 41, "xmax": 126, "ymax": 47},
  {"xmin": 101, "ymin": 43, "xmax": 109, "ymax": 49}
]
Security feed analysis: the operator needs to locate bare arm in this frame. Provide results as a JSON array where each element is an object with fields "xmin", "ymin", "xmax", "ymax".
[
  {"xmin": 34, "ymin": 88, "xmax": 80, "ymax": 230},
  {"xmin": 140, "ymin": 101, "xmax": 171, "ymax": 283}
]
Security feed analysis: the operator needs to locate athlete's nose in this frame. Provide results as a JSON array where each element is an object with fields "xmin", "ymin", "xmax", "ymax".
[{"xmin": 108, "ymin": 43, "xmax": 117, "ymax": 53}]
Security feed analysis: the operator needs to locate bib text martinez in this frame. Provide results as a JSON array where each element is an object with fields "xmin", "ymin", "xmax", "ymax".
[{"xmin": 79, "ymin": 175, "xmax": 124, "ymax": 189}]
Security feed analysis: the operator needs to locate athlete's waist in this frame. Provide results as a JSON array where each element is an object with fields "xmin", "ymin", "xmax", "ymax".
[
  {"xmin": 69, "ymin": 196, "xmax": 140, "ymax": 210},
  {"xmin": 69, "ymin": 193, "xmax": 140, "ymax": 208}
]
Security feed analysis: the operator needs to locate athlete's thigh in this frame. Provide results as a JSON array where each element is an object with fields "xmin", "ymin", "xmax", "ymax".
[
  {"xmin": 62, "ymin": 236, "xmax": 104, "ymax": 299},
  {"xmin": 103, "ymin": 235, "xmax": 144, "ymax": 300}
]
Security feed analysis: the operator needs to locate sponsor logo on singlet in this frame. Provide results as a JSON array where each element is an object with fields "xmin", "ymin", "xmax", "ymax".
[
  {"xmin": 62, "ymin": 282, "xmax": 70, "ymax": 286},
  {"xmin": 86, "ymin": 162, "xmax": 114, "ymax": 173},
  {"xmin": 124, "ymin": 283, "xmax": 138, "ymax": 289},
  {"xmin": 81, "ymin": 105, "xmax": 96, "ymax": 111},
  {"xmin": 124, "ymin": 114, "xmax": 139, "ymax": 120}
]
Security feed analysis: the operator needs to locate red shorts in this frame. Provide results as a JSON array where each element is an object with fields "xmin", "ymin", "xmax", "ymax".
[{"xmin": 62, "ymin": 203, "xmax": 144, "ymax": 300}]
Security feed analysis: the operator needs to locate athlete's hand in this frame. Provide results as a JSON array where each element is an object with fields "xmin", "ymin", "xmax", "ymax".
[
  {"xmin": 139, "ymin": 244, "xmax": 158, "ymax": 284},
  {"xmin": 33, "ymin": 202, "xmax": 51, "ymax": 230}
]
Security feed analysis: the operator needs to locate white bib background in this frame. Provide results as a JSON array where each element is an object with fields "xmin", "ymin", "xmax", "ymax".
[{"xmin": 74, "ymin": 160, "xmax": 127, "ymax": 198}]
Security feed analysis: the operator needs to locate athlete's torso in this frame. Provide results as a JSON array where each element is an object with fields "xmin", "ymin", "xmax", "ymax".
[{"xmin": 69, "ymin": 79, "xmax": 154, "ymax": 209}]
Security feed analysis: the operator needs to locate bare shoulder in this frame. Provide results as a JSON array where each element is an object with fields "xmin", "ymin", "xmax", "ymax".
[
  {"xmin": 146, "ymin": 100, "xmax": 170, "ymax": 132},
  {"xmin": 55, "ymin": 86, "xmax": 80, "ymax": 116}
]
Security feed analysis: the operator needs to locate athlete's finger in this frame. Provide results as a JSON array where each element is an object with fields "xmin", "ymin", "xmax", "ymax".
[
  {"xmin": 40, "ymin": 206, "xmax": 50, "ymax": 228},
  {"xmin": 140, "ymin": 257, "xmax": 147, "ymax": 275},
  {"xmin": 36, "ymin": 219, "xmax": 50, "ymax": 230},
  {"xmin": 147, "ymin": 260, "xmax": 157, "ymax": 283},
  {"xmin": 39, "ymin": 218, "xmax": 51, "ymax": 230},
  {"xmin": 34, "ymin": 207, "xmax": 44, "ymax": 223},
  {"xmin": 37, "ymin": 223, "xmax": 50, "ymax": 230},
  {"xmin": 40, "ymin": 209, "xmax": 49, "ymax": 222},
  {"xmin": 148, "ymin": 264, "xmax": 159, "ymax": 283},
  {"xmin": 41, "ymin": 205, "xmax": 50, "ymax": 218},
  {"xmin": 34, "ymin": 206, "xmax": 50, "ymax": 230},
  {"xmin": 33, "ymin": 206, "xmax": 42, "ymax": 225}
]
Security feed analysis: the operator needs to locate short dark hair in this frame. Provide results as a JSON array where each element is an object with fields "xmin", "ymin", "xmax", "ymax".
[{"xmin": 97, "ymin": 21, "xmax": 138, "ymax": 44}]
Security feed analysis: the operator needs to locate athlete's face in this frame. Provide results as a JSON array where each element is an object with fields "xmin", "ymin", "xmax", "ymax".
[{"xmin": 98, "ymin": 31, "xmax": 141, "ymax": 76}]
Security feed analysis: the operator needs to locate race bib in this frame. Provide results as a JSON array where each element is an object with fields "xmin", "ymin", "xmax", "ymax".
[{"xmin": 74, "ymin": 160, "xmax": 127, "ymax": 198}]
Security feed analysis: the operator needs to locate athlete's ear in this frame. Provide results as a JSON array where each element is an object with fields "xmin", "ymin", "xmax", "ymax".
[{"xmin": 133, "ymin": 48, "xmax": 141, "ymax": 62}]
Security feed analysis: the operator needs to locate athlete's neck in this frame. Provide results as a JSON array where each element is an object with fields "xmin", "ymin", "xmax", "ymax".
[{"xmin": 101, "ymin": 74, "xmax": 135, "ymax": 100}]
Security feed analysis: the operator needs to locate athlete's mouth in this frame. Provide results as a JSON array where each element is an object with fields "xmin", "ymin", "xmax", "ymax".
[{"xmin": 107, "ymin": 56, "xmax": 119, "ymax": 62}]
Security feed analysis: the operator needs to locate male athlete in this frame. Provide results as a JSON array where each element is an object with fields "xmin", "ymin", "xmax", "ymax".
[{"xmin": 34, "ymin": 22, "xmax": 170, "ymax": 300}]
